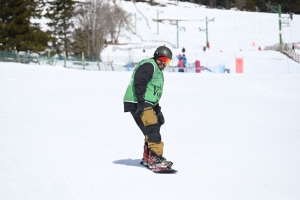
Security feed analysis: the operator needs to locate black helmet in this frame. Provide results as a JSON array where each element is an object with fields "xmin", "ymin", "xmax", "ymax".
[{"xmin": 153, "ymin": 46, "xmax": 173, "ymax": 60}]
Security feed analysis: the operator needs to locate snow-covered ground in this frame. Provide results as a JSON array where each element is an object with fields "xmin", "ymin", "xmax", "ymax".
[
  {"xmin": 1, "ymin": 62, "xmax": 300, "ymax": 200},
  {"xmin": 1, "ymin": 0, "xmax": 300, "ymax": 199}
]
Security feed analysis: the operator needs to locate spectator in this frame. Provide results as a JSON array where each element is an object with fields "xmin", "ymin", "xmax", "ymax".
[
  {"xmin": 126, "ymin": 62, "xmax": 134, "ymax": 71},
  {"xmin": 292, "ymin": 43, "xmax": 295, "ymax": 52},
  {"xmin": 203, "ymin": 46, "xmax": 206, "ymax": 52},
  {"xmin": 176, "ymin": 54, "xmax": 184, "ymax": 73},
  {"xmin": 182, "ymin": 54, "xmax": 187, "ymax": 72}
]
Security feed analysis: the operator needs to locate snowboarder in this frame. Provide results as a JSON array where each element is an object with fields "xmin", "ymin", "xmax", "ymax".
[{"xmin": 123, "ymin": 46, "xmax": 173, "ymax": 169}]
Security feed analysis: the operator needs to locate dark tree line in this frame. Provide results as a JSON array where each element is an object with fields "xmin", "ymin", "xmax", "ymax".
[
  {"xmin": 0, "ymin": 0, "xmax": 49, "ymax": 52},
  {"xmin": 44, "ymin": 0, "xmax": 77, "ymax": 57},
  {"xmin": 181, "ymin": 0, "xmax": 300, "ymax": 13},
  {"xmin": 0, "ymin": 0, "xmax": 132, "ymax": 59}
]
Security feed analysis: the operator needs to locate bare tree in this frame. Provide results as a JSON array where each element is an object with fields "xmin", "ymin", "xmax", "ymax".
[
  {"xmin": 209, "ymin": 0, "xmax": 217, "ymax": 7},
  {"xmin": 72, "ymin": 0, "xmax": 111, "ymax": 60},
  {"xmin": 71, "ymin": 0, "xmax": 133, "ymax": 60},
  {"xmin": 107, "ymin": 4, "xmax": 133, "ymax": 43}
]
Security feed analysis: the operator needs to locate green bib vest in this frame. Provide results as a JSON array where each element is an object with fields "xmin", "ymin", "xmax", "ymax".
[{"xmin": 123, "ymin": 58, "xmax": 164, "ymax": 106}]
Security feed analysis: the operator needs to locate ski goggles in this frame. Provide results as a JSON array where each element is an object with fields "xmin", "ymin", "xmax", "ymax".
[{"xmin": 158, "ymin": 56, "xmax": 171, "ymax": 65}]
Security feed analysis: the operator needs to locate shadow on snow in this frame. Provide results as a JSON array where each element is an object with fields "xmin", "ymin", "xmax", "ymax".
[{"xmin": 113, "ymin": 158, "xmax": 143, "ymax": 168}]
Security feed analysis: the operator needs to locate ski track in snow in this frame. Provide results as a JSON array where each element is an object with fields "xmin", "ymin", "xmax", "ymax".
[
  {"xmin": 1, "ymin": 67, "xmax": 300, "ymax": 199},
  {"xmin": 0, "ymin": 118, "xmax": 83, "ymax": 200},
  {"xmin": 250, "ymin": 83, "xmax": 300, "ymax": 101},
  {"xmin": 0, "ymin": 107, "xmax": 146, "ymax": 199},
  {"xmin": 174, "ymin": 147, "xmax": 291, "ymax": 200},
  {"xmin": 87, "ymin": 134, "xmax": 157, "ymax": 200}
]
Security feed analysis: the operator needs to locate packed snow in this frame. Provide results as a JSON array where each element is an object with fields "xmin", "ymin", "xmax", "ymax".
[{"xmin": 1, "ymin": 1, "xmax": 300, "ymax": 200}]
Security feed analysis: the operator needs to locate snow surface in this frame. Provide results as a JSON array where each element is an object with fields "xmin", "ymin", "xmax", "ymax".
[{"xmin": 1, "ymin": 1, "xmax": 300, "ymax": 200}]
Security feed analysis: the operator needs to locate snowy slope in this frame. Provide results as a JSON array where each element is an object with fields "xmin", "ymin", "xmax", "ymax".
[
  {"xmin": 100, "ymin": 0, "xmax": 300, "ymax": 70},
  {"xmin": 1, "ymin": 1, "xmax": 300, "ymax": 199},
  {"xmin": 115, "ymin": 0, "xmax": 300, "ymax": 48},
  {"xmin": 1, "ymin": 61, "xmax": 300, "ymax": 200}
]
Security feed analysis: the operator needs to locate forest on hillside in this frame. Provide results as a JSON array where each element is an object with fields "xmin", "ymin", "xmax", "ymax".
[
  {"xmin": 142, "ymin": 0, "xmax": 300, "ymax": 13},
  {"xmin": 0, "ymin": 0, "xmax": 132, "ymax": 60}
]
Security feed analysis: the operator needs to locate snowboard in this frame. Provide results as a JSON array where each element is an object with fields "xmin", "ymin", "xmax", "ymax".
[{"xmin": 139, "ymin": 161, "xmax": 178, "ymax": 174}]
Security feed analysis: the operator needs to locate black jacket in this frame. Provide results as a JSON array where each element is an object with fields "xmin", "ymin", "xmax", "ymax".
[{"xmin": 124, "ymin": 59, "xmax": 161, "ymax": 113}]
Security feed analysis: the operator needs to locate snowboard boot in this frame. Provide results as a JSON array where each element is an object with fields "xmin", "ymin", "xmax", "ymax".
[
  {"xmin": 147, "ymin": 150, "xmax": 173, "ymax": 169},
  {"xmin": 142, "ymin": 144, "xmax": 149, "ymax": 166}
]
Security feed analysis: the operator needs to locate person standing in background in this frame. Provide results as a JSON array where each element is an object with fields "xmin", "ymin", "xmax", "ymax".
[
  {"xmin": 177, "ymin": 54, "xmax": 184, "ymax": 73},
  {"xmin": 182, "ymin": 54, "xmax": 187, "ymax": 72}
]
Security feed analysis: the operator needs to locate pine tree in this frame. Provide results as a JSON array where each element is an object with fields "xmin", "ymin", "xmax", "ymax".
[
  {"xmin": 0, "ymin": 0, "xmax": 49, "ymax": 52},
  {"xmin": 246, "ymin": 0, "xmax": 255, "ymax": 10},
  {"xmin": 44, "ymin": 0, "xmax": 77, "ymax": 57},
  {"xmin": 255, "ymin": 0, "xmax": 267, "ymax": 12},
  {"xmin": 70, "ymin": 28, "xmax": 87, "ymax": 56}
]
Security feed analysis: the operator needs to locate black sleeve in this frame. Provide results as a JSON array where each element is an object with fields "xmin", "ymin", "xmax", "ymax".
[{"xmin": 134, "ymin": 62, "xmax": 154, "ymax": 103}]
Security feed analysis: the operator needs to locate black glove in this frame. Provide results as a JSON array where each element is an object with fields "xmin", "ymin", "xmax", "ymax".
[
  {"xmin": 153, "ymin": 105, "xmax": 165, "ymax": 125},
  {"xmin": 157, "ymin": 111, "xmax": 165, "ymax": 125},
  {"xmin": 135, "ymin": 102, "xmax": 146, "ymax": 117}
]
